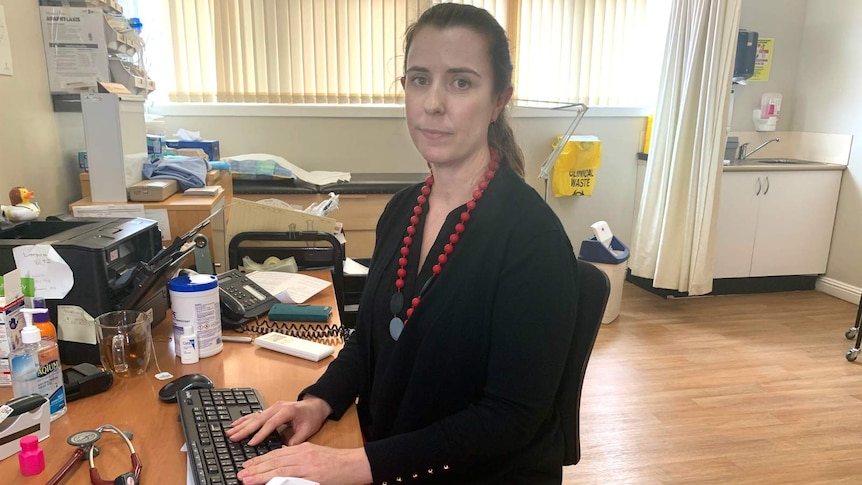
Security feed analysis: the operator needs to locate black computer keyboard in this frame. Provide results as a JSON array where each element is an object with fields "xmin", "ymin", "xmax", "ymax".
[{"xmin": 178, "ymin": 387, "xmax": 286, "ymax": 485}]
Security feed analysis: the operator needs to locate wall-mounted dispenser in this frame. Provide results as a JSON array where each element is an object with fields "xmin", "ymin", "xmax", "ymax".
[
  {"xmin": 753, "ymin": 92, "xmax": 781, "ymax": 131},
  {"xmin": 733, "ymin": 30, "xmax": 759, "ymax": 83}
]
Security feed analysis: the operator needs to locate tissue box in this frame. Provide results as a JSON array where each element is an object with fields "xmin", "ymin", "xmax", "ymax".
[
  {"xmin": 165, "ymin": 140, "xmax": 220, "ymax": 162},
  {"xmin": 128, "ymin": 179, "xmax": 178, "ymax": 202},
  {"xmin": 147, "ymin": 135, "xmax": 166, "ymax": 156}
]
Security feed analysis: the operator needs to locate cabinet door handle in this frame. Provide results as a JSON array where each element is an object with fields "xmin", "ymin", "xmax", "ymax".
[
  {"xmin": 763, "ymin": 176, "xmax": 770, "ymax": 195},
  {"xmin": 755, "ymin": 177, "xmax": 762, "ymax": 196}
]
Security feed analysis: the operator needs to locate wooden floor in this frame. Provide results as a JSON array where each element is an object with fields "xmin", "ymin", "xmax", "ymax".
[{"xmin": 563, "ymin": 283, "xmax": 861, "ymax": 484}]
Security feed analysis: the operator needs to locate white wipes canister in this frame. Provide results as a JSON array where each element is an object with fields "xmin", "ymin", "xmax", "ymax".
[{"xmin": 169, "ymin": 274, "xmax": 222, "ymax": 358}]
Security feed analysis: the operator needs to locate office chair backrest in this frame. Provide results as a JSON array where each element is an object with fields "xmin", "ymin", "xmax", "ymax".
[
  {"xmin": 558, "ymin": 259, "xmax": 610, "ymax": 466},
  {"xmin": 228, "ymin": 231, "xmax": 346, "ymax": 324}
]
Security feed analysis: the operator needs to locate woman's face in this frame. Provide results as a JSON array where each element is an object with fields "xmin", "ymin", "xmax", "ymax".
[{"xmin": 403, "ymin": 26, "xmax": 511, "ymax": 168}]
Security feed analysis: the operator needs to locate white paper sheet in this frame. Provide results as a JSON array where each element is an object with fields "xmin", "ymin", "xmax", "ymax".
[
  {"xmin": 72, "ymin": 204, "xmax": 146, "ymax": 219},
  {"xmin": 144, "ymin": 208, "xmax": 172, "ymax": 240},
  {"xmin": 57, "ymin": 305, "xmax": 97, "ymax": 345},
  {"xmin": 182, "ymin": 444, "xmax": 195, "ymax": 485},
  {"xmin": 0, "ymin": 6, "xmax": 13, "ymax": 76},
  {"xmin": 12, "ymin": 245, "xmax": 74, "ymax": 299},
  {"xmin": 343, "ymin": 258, "xmax": 369, "ymax": 275},
  {"xmin": 245, "ymin": 272, "xmax": 331, "ymax": 304}
]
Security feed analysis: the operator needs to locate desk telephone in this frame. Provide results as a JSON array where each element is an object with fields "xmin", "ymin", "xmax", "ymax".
[
  {"xmin": 217, "ymin": 269, "xmax": 279, "ymax": 327},
  {"xmin": 216, "ymin": 269, "xmax": 349, "ymax": 341}
]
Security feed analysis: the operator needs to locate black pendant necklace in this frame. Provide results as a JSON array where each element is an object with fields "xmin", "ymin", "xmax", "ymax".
[{"xmin": 388, "ymin": 151, "xmax": 499, "ymax": 341}]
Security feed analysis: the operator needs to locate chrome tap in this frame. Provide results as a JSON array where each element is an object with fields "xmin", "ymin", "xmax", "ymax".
[{"xmin": 738, "ymin": 137, "xmax": 780, "ymax": 161}]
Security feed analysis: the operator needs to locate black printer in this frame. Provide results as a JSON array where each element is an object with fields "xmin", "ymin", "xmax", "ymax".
[{"xmin": 0, "ymin": 218, "xmax": 165, "ymax": 364}]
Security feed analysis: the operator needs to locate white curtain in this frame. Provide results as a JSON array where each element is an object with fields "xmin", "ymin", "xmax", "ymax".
[{"xmin": 629, "ymin": 0, "xmax": 741, "ymax": 296}]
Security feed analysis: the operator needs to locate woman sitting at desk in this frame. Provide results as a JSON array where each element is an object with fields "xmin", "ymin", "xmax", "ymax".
[{"xmin": 227, "ymin": 4, "xmax": 579, "ymax": 484}]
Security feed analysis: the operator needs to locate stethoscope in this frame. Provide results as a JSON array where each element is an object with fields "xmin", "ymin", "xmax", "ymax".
[{"xmin": 46, "ymin": 425, "xmax": 141, "ymax": 485}]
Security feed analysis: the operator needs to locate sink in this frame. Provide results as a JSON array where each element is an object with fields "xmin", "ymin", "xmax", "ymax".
[{"xmin": 737, "ymin": 158, "xmax": 826, "ymax": 166}]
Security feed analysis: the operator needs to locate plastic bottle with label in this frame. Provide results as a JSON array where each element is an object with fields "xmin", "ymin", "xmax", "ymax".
[
  {"xmin": 10, "ymin": 309, "xmax": 67, "ymax": 421},
  {"xmin": 170, "ymin": 273, "xmax": 222, "ymax": 359},
  {"xmin": 32, "ymin": 297, "xmax": 56, "ymax": 344}
]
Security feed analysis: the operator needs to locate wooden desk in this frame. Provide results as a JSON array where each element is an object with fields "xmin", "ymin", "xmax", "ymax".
[{"xmin": 1, "ymin": 272, "xmax": 360, "ymax": 484}]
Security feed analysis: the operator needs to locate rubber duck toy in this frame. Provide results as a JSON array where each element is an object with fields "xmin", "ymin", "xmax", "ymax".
[{"xmin": 1, "ymin": 187, "xmax": 41, "ymax": 222}]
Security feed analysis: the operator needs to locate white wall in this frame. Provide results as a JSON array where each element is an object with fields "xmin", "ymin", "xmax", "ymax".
[
  {"xmin": 0, "ymin": 0, "xmax": 75, "ymax": 217},
  {"xmin": 731, "ymin": 0, "xmax": 808, "ymax": 132},
  {"xmin": 792, "ymin": 0, "xmax": 862, "ymax": 289}
]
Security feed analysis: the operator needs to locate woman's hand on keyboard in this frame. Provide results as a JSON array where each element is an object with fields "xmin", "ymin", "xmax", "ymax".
[
  {"xmin": 227, "ymin": 395, "xmax": 333, "ymax": 447},
  {"xmin": 238, "ymin": 443, "xmax": 372, "ymax": 485}
]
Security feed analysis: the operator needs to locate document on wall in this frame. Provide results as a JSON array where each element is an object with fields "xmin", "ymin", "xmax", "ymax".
[
  {"xmin": 39, "ymin": 7, "xmax": 109, "ymax": 91},
  {"xmin": 0, "ymin": 6, "xmax": 13, "ymax": 76}
]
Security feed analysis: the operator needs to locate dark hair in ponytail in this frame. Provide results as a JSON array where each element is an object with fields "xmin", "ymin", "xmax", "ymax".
[{"xmin": 404, "ymin": 3, "xmax": 526, "ymax": 178}]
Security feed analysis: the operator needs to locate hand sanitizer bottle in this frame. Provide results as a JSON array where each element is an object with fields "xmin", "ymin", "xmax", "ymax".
[{"xmin": 10, "ymin": 309, "xmax": 67, "ymax": 421}]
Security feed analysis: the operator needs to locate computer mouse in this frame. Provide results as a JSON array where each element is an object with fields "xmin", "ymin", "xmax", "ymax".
[{"xmin": 158, "ymin": 373, "xmax": 215, "ymax": 403}]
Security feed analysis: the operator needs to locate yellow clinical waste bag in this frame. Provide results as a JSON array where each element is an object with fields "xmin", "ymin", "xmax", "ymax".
[{"xmin": 552, "ymin": 135, "xmax": 602, "ymax": 197}]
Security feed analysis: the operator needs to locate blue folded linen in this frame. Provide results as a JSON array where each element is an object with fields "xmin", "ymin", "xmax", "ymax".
[{"xmin": 142, "ymin": 155, "xmax": 208, "ymax": 190}]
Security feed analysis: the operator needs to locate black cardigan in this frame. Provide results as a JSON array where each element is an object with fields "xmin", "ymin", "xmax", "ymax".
[{"xmin": 303, "ymin": 165, "xmax": 579, "ymax": 484}]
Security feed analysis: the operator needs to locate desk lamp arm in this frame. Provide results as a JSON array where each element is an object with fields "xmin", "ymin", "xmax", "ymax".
[{"xmin": 532, "ymin": 102, "xmax": 589, "ymax": 201}]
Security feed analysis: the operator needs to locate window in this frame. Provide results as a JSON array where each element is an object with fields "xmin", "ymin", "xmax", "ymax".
[{"xmin": 125, "ymin": 0, "xmax": 669, "ymax": 107}]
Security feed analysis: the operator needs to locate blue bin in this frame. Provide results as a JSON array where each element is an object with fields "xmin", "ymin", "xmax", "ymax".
[{"xmin": 578, "ymin": 236, "xmax": 629, "ymax": 265}]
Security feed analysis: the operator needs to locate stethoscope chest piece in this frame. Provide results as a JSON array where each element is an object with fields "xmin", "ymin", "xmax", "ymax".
[{"xmin": 67, "ymin": 430, "xmax": 101, "ymax": 448}]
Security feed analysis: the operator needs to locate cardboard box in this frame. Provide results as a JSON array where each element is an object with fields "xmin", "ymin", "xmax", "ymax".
[
  {"xmin": 226, "ymin": 198, "xmax": 337, "ymax": 247},
  {"xmin": 165, "ymin": 140, "xmax": 220, "ymax": 162},
  {"xmin": 0, "ymin": 358, "xmax": 10, "ymax": 387},
  {"xmin": 0, "ymin": 269, "xmax": 24, "ymax": 386},
  {"xmin": 128, "ymin": 179, "xmax": 178, "ymax": 202}
]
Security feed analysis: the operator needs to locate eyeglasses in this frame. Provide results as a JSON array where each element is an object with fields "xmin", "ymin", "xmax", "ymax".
[{"xmin": 88, "ymin": 424, "xmax": 142, "ymax": 485}]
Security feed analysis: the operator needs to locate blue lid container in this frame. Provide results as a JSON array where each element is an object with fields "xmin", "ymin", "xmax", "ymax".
[
  {"xmin": 578, "ymin": 236, "xmax": 630, "ymax": 264},
  {"xmin": 168, "ymin": 274, "xmax": 218, "ymax": 292}
]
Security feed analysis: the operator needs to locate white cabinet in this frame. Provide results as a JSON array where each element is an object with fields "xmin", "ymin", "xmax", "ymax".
[{"xmin": 713, "ymin": 170, "xmax": 842, "ymax": 278}]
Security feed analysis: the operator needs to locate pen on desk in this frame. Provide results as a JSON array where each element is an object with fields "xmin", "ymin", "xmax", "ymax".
[{"xmin": 222, "ymin": 336, "xmax": 253, "ymax": 343}]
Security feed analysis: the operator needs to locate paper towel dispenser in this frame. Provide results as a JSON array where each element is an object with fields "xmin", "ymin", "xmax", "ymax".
[{"xmin": 734, "ymin": 30, "xmax": 759, "ymax": 82}]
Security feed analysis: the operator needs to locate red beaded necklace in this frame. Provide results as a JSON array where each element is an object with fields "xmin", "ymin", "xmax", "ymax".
[{"xmin": 388, "ymin": 150, "xmax": 500, "ymax": 341}]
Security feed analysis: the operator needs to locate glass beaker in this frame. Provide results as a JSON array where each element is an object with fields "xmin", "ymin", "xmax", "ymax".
[{"xmin": 95, "ymin": 310, "xmax": 153, "ymax": 377}]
